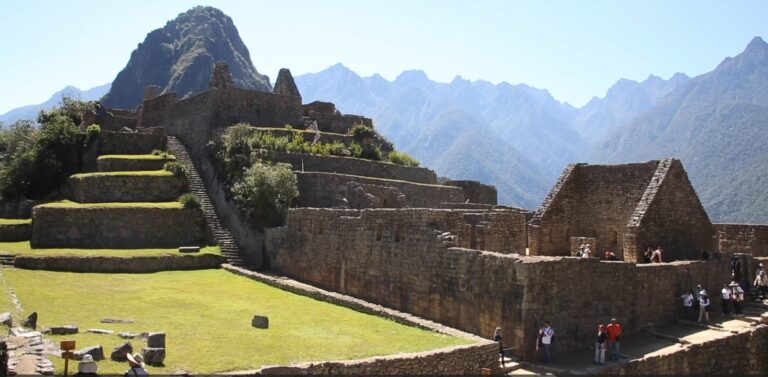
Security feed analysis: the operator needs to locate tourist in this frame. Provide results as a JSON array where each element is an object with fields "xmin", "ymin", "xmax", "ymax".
[
  {"xmin": 594, "ymin": 324, "xmax": 608, "ymax": 365},
  {"xmin": 606, "ymin": 318, "xmax": 622, "ymax": 361},
  {"xmin": 125, "ymin": 353, "xmax": 148, "ymax": 377},
  {"xmin": 720, "ymin": 284, "xmax": 732, "ymax": 315},
  {"xmin": 680, "ymin": 290, "xmax": 694, "ymax": 320},
  {"xmin": 494, "ymin": 327, "xmax": 505, "ymax": 367},
  {"xmin": 692, "ymin": 285, "xmax": 702, "ymax": 313},
  {"xmin": 539, "ymin": 321, "xmax": 555, "ymax": 363},
  {"xmin": 731, "ymin": 256, "xmax": 742, "ymax": 281},
  {"xmin": 698, "ymin": 290, "xmax": 710, "ymax": 324},
  {"xmin": 577, "ymin": 243, "xmax": 586, "ymax": 257},
  {"xmin": 76, "ymin": 354, "xmax": 98, "ymax": 376},
  {"xmin": 757, "ymin": 263, "xmax": 765, "ymax": 277},
  {"xmin": 644, "ymin": 247, "xmax": 653, "ymax": 263},
  {"xmin": 754, "ymin": 271, "xmax": 768, "ymax": 300},
  {"xmin": 582, "ymin": 244, "xmax": 592, "ymax": 258},
  {"xmin": 701, "ymin": 249, "xmax": 709, "ymax": 260},
  {"xmin": 730, "ymin": 280, "xmax": 744, "ymax": 316},
  {"xmin": 651, "ymin": 247, "xmax": 664, "ymax": 263},
  {"xmin": 0, "ymin": 341, "xmax": 7, "ymax": 377},
  {"xmin": 604, "ymin": 249, "xmax": 618, "ymax": 261}
]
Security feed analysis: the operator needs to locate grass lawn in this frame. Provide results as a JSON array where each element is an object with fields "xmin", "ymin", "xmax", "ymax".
[
  {"xmin": 97, "ymin": 154, "xmax": 175, "ymax": 160},
  {"xmin": 0, "ymin": 219, "xmax": 31, "ymax": 225},
  {"xmin": 70, "ymin": 170, "xmax": 174, "ymax": 179},
  {"xmin": 36, "ymin": 200, "xmax": 183, "ymax": 209},
  {"xmin": 0, "ymin": 241, "xmax": 221, "ymax": 257},
  {"xmin": 0, "ymin": 269, "xmax": 471, "ymax": 374}
]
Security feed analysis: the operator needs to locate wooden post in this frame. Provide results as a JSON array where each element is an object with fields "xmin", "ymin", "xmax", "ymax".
[{"xmin": 60, "ymin": 340, "xmax": 76, "ymax": 376}]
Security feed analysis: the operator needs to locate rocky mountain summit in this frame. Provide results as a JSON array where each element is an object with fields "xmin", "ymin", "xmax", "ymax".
[{"xmin": 101, "ymin": 6, "xmax": 271, "ymax": 109}]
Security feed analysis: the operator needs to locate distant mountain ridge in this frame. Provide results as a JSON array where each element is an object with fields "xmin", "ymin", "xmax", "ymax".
[
  {"xmin": 0, "ymin": 83, "xmax": 110, "ymax": 124},
  {"xmin": 101, "ymin": 6, "xmax": 271, "ymax": 109}
]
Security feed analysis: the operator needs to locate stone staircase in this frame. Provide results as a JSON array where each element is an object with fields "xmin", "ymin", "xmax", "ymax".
[
  {"xmin": 166, "ymin": 136, "xmax": 245, "ymax": 266},
  {"xmin": 0, "ymin": 253, "xmax": 15, "ymax": 266}
]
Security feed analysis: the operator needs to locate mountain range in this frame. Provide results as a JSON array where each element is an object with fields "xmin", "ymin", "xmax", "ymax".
[
  {"xmin": 0, "ymin": 83, "xmax": 110, "ymax": 125},
  {"xmin": 1, "ymin": 6, "xmax": 765, "ymax": 223}
]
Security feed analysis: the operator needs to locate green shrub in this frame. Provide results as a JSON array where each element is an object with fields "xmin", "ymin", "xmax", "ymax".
[
  {"xmin": 178, "ymin": 193, "xmax": 200, "ymax": 209},
  {"xmin": 232, "ymin": 161, "xmax": 298, "ymax": 228},
  {"xmin": 388, "ymin": 150, "xmax": 420, "ymax": 167},
  {"xmin": 163, "ymin": 161, "xmax": 186, "ymax": 178},
  {"xmin": 349, "ymin": 124, "xmax": 375, "ymax": 142},
  {"xmin": 85, "ymin": 124, "xmax": 101, "ymax": 139}
]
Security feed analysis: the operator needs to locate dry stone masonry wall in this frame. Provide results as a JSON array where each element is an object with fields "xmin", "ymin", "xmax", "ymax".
[
  {"xmin": 98, "ymin": 130, "xmax": 167, "ymax": 155},
  {"xmin": 96, "ymin": 157, "xmax": 173, "ymax": 172},
  {"xmin": 69, "ymin": 174, "xmax": 185, "ymax": 202},
  {"xmin": 15, "ymin": 254, "xmax": 224, "ymax": 273},
  {"xmin": 0, "ymin": 223, "xmax": 31, "ymax": 242},
  {"xmin": 444, "ymin": 180, "xmax": 498, "ymax": 205},
  {"xmin": 714, "ymin": 223, "xmax": 768, "ymax": 257}
]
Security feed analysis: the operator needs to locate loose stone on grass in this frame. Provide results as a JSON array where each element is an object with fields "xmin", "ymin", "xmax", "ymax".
[
  {"xmin": 251, "ymin": 315, "xmax": 269, "ymax": 329},
  {"xmin": 118, "ymin": 332, "xmax": 141, "ymax": 339},
  {"xmin": 147, "ymin": 332, "xmax": 165, "ymax": 348},
  {"xmin": 101, "ymin": 318, "xmax": 135, "ymax": 324},
  {"xmin": 142, "ymin": 347, "xmax": 166, "ymax": 365},
  {"xmin": 74, "ymin": 345, "xmax": 105, "ymax": 361},
  {"xmin": 111, "ymin": 342, "xmax": 133, "ymax": 362},
  {"xmin": 49, "ymin": 325, "xmax": 78, "ymax": 335},
  {"xmin": 0, "ymin": 312, "xmax": 12, "ymax": 327},
  {"xmin": 87, "ymin": 328, "xmax": 114, "ymax": 334}
]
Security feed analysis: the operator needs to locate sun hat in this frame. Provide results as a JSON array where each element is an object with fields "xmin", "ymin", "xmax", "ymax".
[
  {"xmin": 78, "ymin": 354, "xmax": 97, "ymax": 374},
  {"xmin": 126, "ymin": 353, "xmax": 144, "ymax": 367}
]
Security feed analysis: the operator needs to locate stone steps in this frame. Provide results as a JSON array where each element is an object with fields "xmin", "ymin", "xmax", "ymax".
[
  {"xmin": 0, "ymin": 253, "xmax": 15, "ymax": 266},
  {"xmin": 167, "ymin": 137, "xmax": 247, "ymax": 267}
]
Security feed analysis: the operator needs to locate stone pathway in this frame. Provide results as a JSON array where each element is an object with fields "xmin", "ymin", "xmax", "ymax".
[{"xmin": 3, "ymin": 328, "xmax": 57, "ymax": 376}]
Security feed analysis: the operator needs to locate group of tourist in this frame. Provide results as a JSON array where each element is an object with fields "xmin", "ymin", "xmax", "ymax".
[
  {"xmin": 643, "ymin": 246, "xmax": 664, "ymax": 263},
  {"xmin": 75, "ymin": 353, "xmax": 149, "ymax": 377},
  {"xmin": 593, "ymin": 318, "xmax": 622, "ymax": 365},
  {"xmin": 575, "ymin": 244, "xmax": 620, "ymax": 261}
]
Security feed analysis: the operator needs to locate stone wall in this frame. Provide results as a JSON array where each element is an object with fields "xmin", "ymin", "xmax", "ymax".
[
  {"xmin": 98, "ymin": 130, "xmax": 167, "ymax": 155},
  {"xmin": 294, "ymin": 172, "xmax": 463, "ymax": 208},
  {"xmin": 444, "ymin": 180, "xmax": 498, "ymax": 205},
  {"xmin": 308, "ymin": 112, "xmax": 373, "ymax": 134},
  {"xmin": 266, "ymin": 207, "xmax": 733, "ymax": 360},
  {"xmin": 599, "ymin": 324, "xmax": 768, "ymax": 375},
  {"xmin": 14, "ymin": 254, "xmax": 224, "ymax": 273},
  {"xmin": 260, "ymin": 150, "xmax": 438, "ymax": 184},
  {"xmin": 257, "ymin": 343, "xmax": 499, "ymax": 375},
  {"xmin": 96, "ymin": 156, "xmax": 174, "ymax": 172},
  {"xmin": 31, "ymin": 206, "xmax": 208, "ymax": 248},
  {"xmin": 69, "ymin": 174, "xmax": 185, "ymax": 202},
  {"xmin": 714, "ymin": 223, "xmax": 768, "ymax": 257},
  {"xmin": 0, "ymin": 223, "xmax": 31, "ymax": 242}
]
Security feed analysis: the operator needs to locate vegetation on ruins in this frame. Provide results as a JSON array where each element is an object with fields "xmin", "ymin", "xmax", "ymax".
[
  {"xmin": 388, "ymin": 150, "xmax": 420, "ymax": 167},
  {"xmin": 163, "ymin": 160, "xmax": 187, "ymax": 178},
  {"xmin": 178, "ymin": 192, "xmax": 200, "ymax": 209},
  {"xmin": 152, "ymin": 149, "xmax": 175, "ymax": 159},
  {"xmin": 231, "ymin": 161, "xmax": 298, "ymax": 228},
  {"xmin": 85, "ymin": 124, "xmax": 101, "ymax": 139},
  {"xmin": 98, "ymin": 153, "xmax": 175, "ymax": 161},
  {"xmin": 0, "ymin": 99, "xmax": 96, "ymax": 200},
  {"xmin": 0, "ymin": 269, "xmax": 469, "ymax": 374}
]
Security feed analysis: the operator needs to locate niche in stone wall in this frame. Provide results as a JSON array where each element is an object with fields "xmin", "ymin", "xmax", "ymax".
[
  {"xmin": 394, "ymin": 224, "xmax": 401, "ymax": 242},
  {"xmin": 375, "ymin": 223, "xmax": 383, "ymax": 241}
]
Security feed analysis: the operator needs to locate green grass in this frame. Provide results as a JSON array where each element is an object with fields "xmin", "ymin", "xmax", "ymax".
[
  {"xmin": 0, "ymin": 241, "xmax": 221, "ymax": 257},
  {"xmin": 0, "ymin": 269, "xmax": 471, "ymax": 374},
  {"xmin": 0, "ymin": 219, "xmax": 31, "ymax": 225},
  {"xmin": 70, "ymin": 170, "xmax": 174, "ymax": 179},
  {"xmin": 36, "ymin": 200, "xmax": 183, "ymax": 209},
  {"xmin": 97, "ymin": 154, "xmax": 176, "ymax": 161}
]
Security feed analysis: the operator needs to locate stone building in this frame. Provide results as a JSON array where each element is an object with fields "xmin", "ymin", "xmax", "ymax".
[{"xmin": 528, "ymin": 158, "xmax": 713, "ymax": 262}]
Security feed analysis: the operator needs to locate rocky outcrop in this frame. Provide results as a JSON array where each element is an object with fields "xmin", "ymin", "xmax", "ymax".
[{"xmin": 101, "ymin": 6, "xmax": 272, "ymax": 109}]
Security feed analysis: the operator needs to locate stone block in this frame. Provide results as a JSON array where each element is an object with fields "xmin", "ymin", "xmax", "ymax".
[
  {"xmin": 141, "ymin": 347, "xmax": 166, "ymax": 365},
  {"xmin": 252, "ymin": 315, "xmax": 269, "ymax": 329},
  {"xmin": 22, "ymin": 312, "xmax": 37, "ymax": 330},
  {"xmin": 178, "ymin": 246, "xmax": 200, "ymax": 253},
  {"xmin": 0, "ymin": 312, "xmax": 12, "ymax": 327},
  {"xmin": 147, "ymin": 332, "xmax": 166, "ymax": 348},
  {"xmin": 110, "ymin": 342, "xmax": 133, "ymax": 362},
  {"xmin": 49, "ymin": 325, "xmax": 78, "ymax": 335},
  {"xmin": 74, "ymin": 345, "xmax": 104, "ymax": 361}
]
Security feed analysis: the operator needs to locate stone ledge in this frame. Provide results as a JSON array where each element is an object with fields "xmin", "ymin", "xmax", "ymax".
[
  {"xmin": 0, "ymin": 223, "xmax": 31, "ymax": 242},
  {"xmin": 15, "ymin": 254, "xmax": 224, "ymax": 273}
]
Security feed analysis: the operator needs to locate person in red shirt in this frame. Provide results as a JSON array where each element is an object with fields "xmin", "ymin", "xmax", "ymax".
[{"xmin": 606, "ymin": 318, "xmax": 623, "ymax": 361}]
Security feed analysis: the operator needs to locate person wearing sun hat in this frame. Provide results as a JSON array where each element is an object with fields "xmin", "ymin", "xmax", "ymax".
[
  {"xmin": 125, "ymin": 353, "xmax": 149, "ymax": 377},
  {"xmin": 75, "ymin": 354, "xmax": 98, "ymax": 376}
]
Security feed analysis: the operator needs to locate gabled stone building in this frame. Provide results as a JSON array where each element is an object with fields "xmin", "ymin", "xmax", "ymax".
[{"xmin": 528, "ymin": 158, "xmax": 713, "ymax": 262}]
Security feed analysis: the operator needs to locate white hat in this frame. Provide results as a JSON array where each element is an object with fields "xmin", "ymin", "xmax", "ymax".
[
  {"xmin": 78, "ymin": 354, "xmax": 97, "ymax": 374},
  {"xmin": 700, "ymin": 290, "xmax": 708, "ymax": 296},
  {"xmin": 126, "ymin": 353, "xmax": 144, "ymax": 367}
]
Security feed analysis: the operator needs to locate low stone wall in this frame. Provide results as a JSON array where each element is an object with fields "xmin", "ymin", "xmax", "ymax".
[
  {"xmin": 14, "ymin": 254, "xmax": 224, "ymax": 273},
  {"xmin": 308, "ymin": 112, "xmax": 373, "ymax": 134},
  {"xmin": 260, "ymin": 150, "xmax": 438, "ymax": 184},
  {"xmin": 444, "ymin": 180, "xmax": 498, "ymax": 205},
  {"xmin": 294, "ymin": 172, "xmax": 463, "ymax": 208},
  {"xmin": 98, "ymin": 130, "xmax": 167, "ymax": 155},
  {"xmin": 97, "ymin": 157, "xmax": 173, "ymax": 172},
  {"xmin": 0, "ymin": 223, "xmax": 31, "ymax": 242},
  {"xmin": 69, "ymin": 174, "xmax": 185, "ymax": 202},
  {"xmin": 600, "ymin": 324, "xmax": 768, "ymax": 375},
  {"xmin": 714, "ymin": 223, "xmax": 768, "ymax": 257},
  {"xmin": 258, "ymin": 342, "xmax": 499, "ymax": 375},
  {"xmin": 31, "ymin": 206, "xmax": 207, "ymax": 248},
  {"xmin": 224, "ymin": 264, "xmax": 498, "ymax": 375}
]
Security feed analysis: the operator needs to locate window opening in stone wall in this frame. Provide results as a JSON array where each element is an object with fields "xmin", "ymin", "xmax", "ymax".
[
  {"xmin": 565, "ymin": 228, "xmax": 570, "ymax": 242},
  {"xmin": 318, "ymin": 222, "xmax": 324, "ymax": 235},
  {"xmin": 470, "ymin": 224, "xmax": 477, "ymax": 249},
  {"xmin": 307, "ymin": 219, "xmax": 313, "ymax": 233},
  {"xmin": 382, "ymin": 199, "xmax": 389, "ymax": 208},
  {"xmin": 375, "ymin": 223, "xmax": 383, "ymax": 241},
  {"xmin": 394, "ymin": 224, "xmax": 401, "ymax": 242}
]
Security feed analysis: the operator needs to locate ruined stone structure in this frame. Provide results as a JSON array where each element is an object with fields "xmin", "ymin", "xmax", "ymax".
[
  {"xmin": 272, "ymin": 68, "xmax": 301, "ymax": 98},
  {"xmin": 714, "ymin": 223, "xmax": 768, "ymax": 257},
  {"xmin": 528, "ymin": 159, "xmax": 713, "ymax": 262},
  {"xmin": 444, "ymin": 180, "xmax": 498, "ymax": 205},
  {"xmin": 209, "ymin": 61, "xmax": 235, "ymax": 89}
]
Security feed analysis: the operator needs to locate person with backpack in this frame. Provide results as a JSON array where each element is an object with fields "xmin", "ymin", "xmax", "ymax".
[
  {"xmin": 606, "ymin": 318, "xmax": 623, "ymax": 361},
  {"xmin": 538, "ymin": 320, "xmax": 555, "ymax": 363},
  {"xmin": 594, "ymin": 324, "xmax": 608, "ymax": 365},
  {"xmin": 494, "ymin": 327, "xmax": 505, "ymax": 367},
  {"xmin": 698, "ymin": 290, "xmax": 711, "ymax": 324},
  {"xmin": 680, "ymin": 290, "xmax": 695, "ymax": 320},
  {"xmin": 754, "ymin": 271, "xmax": 768, "ymax": 300},
  {"xmin": 730, "ymin": 280, "xmax": 744, "ymax": 316},
  {"xmin": 721, "ymin": 284, "xmax": 732, "ymax": 315}
]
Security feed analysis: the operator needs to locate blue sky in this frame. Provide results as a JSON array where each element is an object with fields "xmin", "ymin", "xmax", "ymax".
[{"xmin": 0, "ymin": 0, "xmax": 766, "ymax": 114}]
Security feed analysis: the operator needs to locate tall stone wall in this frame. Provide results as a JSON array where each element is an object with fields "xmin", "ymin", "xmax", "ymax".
[
  {"xmin": 714, "ymin": 223, "xmax": 768, "ymax": 257},
  {"xmin": 98, "ymin": 130, "xmax": 167, "ymax": 155},
  {"xmin": 444, "ymin": 180, "xmax": 498, "ymax": 205},
  {"xmin": 529, "ymin": 162, "xmax": 658, "ymax": 258},
  {"xmin": 294, "ymin": 172, "xmax": 463, "ymax": 208},
  {"xmin": 31, "ymin": 206, "xmax": 208, "ymax": 248},
  {"xmin": 626, "ymin": 159, "xmax": 714, "ymax": 262},
  {"xmin": 69, "ymin": 174, "xmax": 185, "ymax": 202},
  {"xmin": 260, "ymin": 150, "xmax": 438, "ymax": 184},
  {"xmin": 266, "ymin": 208, "xmax": 733, "ymax": 360}
]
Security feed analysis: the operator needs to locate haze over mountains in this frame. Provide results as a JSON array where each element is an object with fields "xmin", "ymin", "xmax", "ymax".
[{"xmin": 1, "ymin": 5, "xmax": 765, "ymax": 223}]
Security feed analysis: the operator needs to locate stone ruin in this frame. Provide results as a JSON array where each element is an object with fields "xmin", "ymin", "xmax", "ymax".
[
  {"xmin": 209, "ymin": 61, "xmax": 235, "ymax": 89},
  {"xmin": 272, "ymin": 68, "xmax": 301, "ymax": 98}
]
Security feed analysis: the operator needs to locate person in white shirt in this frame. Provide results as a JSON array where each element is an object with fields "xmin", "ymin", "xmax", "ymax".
[
  {"xmin": 698, "ymin": 290, "xmax": 710, "ymax": 323},
  {"xmin": 582, "ymin": 245, "xmax": 591, "ymax": 258},
  {"xmin": 730, "ymin": 280, "xmax": 744, "ymax": 316},
  {"xmin": 680, "ymin": 290, "xmax": 694, "ymax": 320},
  {"xmin": 720, "ymin": 284, "xmax": 732, "ymax": 315},
  {"xmin": 538, "ymin": 320, "xmax": 555, "ymax": 363}
]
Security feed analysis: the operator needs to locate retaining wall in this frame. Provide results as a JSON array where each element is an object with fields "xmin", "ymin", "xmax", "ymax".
[
  {"xmin": 98, "ymin": 130, "xmax": 167, "ymax": 155},
  {"xmin": 31, "ymin": 206, "xmax": 207, "ymax": 248},
  {"xmin": 69, "ymin": 174, "xmax": 185, "ymax": 202},
  {"xmin": 14, "ymin": 254, "xmax": 224, "ymax": 273},
  {"xmin": 97, "ymin": 157, "xmax": 173, "ymax": 172},
  {"xmin": 294, "ymin": 172, "xmax": 463, "ymax": 208},
  {"xmin": 444, "ymin": 180, "xmax": 498, "ymax": 205},
  {"xmin": 0, "ymin": 223, "xmax": 31, "ymax": 242},
  {"xmin": 259, "ymin": 150, "xmax": 437, "ymax": 184}
]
